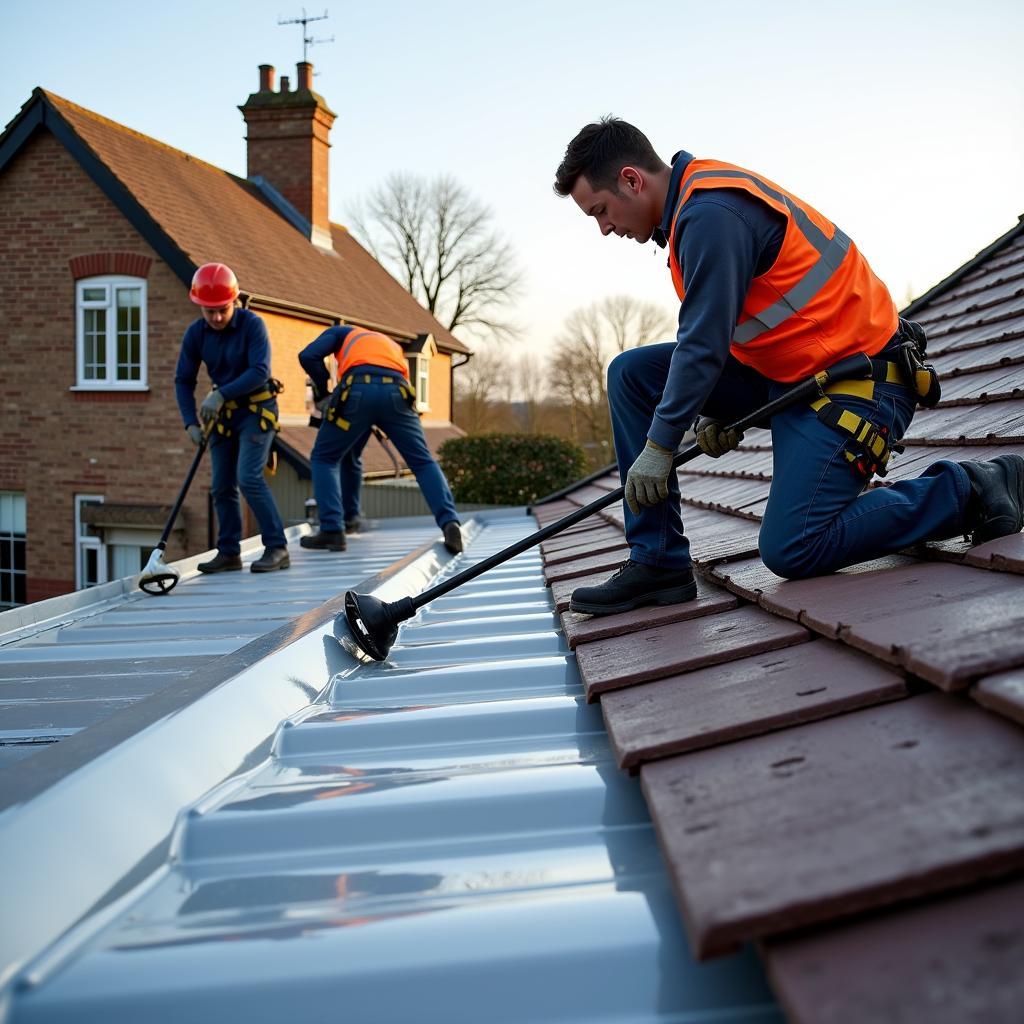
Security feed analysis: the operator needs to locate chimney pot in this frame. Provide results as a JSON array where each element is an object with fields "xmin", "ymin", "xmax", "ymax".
[
  {"xmin": 280, "ymin": 75, "xmax": 290, "ymax": 93},
  {"xmin": 297, "ymin": 62, "xmax": 313, "ymax": 90},
  {"xmin": 258, "ymin": 64, "xmax": 275, "ymax": 92}
]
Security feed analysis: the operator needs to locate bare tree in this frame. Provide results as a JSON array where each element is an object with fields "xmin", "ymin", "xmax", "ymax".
[
  {"xmin": 453, "ymin": 344, "xmax": 506, "ymax": 434},
  {"xmin": 549, "ymin": 295, "xmax": 674, "ymax": 455},
  {"xmin": 349, "ymin": 174, "xmax": 523, "ymax": 342}
]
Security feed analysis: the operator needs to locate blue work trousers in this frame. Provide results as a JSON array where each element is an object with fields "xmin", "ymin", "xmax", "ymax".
[
  {"xmin": 310, "ymin": 370, "xmax": 459, "ymax": 532},
  {"xmin": 340, "ymin": 443, "xmax": 365, "ymax": 522},
  {"xmin": 607, "ymin": 344, "xmax": 972, "ymax": 578},
  {"xmin": 208, "ymin": 419, "xmax": 287, "ymax": 554}
]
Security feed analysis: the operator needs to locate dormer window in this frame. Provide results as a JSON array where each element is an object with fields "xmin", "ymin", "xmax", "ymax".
[
  {"xmin": 405, "ymin": 333, "xmax": 436, "ymax": 413},
  {"xmin": 74, "ymin": 276, "xmax": 147, "ymax": 389}
]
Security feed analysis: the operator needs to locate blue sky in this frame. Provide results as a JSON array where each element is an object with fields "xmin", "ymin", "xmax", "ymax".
[{"xmin": 3, "ymin": 0, "xmax": 1023, "ymax": 355}]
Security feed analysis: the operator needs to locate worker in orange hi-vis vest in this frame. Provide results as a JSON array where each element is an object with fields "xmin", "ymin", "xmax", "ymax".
[
  {"xmin": 553, "ymin": 117, "xmax": 1022, "ymax": 617},
  {"xmin": 298, "ymin": 325, "xmax": 463, "ymax": 554}
]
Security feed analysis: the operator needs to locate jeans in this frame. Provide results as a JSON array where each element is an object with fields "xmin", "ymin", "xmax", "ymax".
[
  {"xmin": 208, "ymin": 418, "xmax": 287, "ymax": 554},
  {"xmin": 340, "ymin": 442, "xmax": 366, "ymax": 522},
  {"xmin": 606, "ymin": 343, "xmax": 972, "ymax": 578},
  {"xmin": 310, "ymin": 369, "xmax": 459, "ymax": 532}
]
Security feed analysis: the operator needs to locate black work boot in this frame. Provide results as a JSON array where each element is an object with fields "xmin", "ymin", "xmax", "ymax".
[
  {"xmin": 197, "ymin": 551, "xmax": 243, "ymax": 574},
  {"xmin": 300, "ymin": 530, "xmax": 346, "ymax": 551},
  {"xmin": 251, "ymin": 547, "xmax": 291, "ymax": 573},
  {"xmin": 959, "ymin": 454, "xmax": 1024, "ymax": 544},
  {"xmin": 443, "ymin": 521, "xmax": 464, "ymax": 554},
  {"xmin": 570, "ymin": 560, "xmax": 697, "ymax": 616},
  {"xmin": 344, "ymin": 517, "xmax": 362, "ymax": 534}
]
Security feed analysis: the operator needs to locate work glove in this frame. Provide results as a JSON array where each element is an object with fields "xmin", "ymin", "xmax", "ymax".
[
  {"xmin": 199, "ymin": 388, "xmax": 225, "ymax": 425},
  {"xmin": 625, "ymin": 440, "xmax": 674, "ymax": 515},
  {"xmin": 186, "ymin": 424, "xmax": 204, "ymax": 447},
  {"xmin": 315, "ymin": 394, "xmax": 332, "ymax": 416},
  {"xmin": 695, "ymin": 417, "xmax": 744, "ymax": 459}
]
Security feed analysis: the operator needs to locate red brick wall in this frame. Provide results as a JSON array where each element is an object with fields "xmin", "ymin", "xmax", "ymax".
[{"xmin": 0, "ymin": 130, "xmax": 214, "ymax": 601}]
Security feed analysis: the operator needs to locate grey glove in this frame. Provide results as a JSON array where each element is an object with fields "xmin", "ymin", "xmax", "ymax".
[
  {"xmin": 186, "ymin": 424, "xmax": 204, "ymax": 447},
  {"xmin": 696, "ymin": 417, "xmax": 744, "ymax": 459},
  {"xmin": 625, "ymin": 440, "xmax": 674, "ymax": 515},
  {"xmin": 199, "ymin": 388, "xmax": 225, "ymax": 425},
  {"xmin": 315, "ymin": 394, "xmax": 332, "ymax": 415}
]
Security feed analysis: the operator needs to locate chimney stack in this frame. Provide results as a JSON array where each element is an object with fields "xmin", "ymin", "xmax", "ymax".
[{"xmin": 239, "ymin": 63, "xmax": 336, "ymax": 249}]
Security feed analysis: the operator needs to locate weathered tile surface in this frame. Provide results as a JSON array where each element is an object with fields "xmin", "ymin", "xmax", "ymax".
[
  {"xmin": 560, "ymin": 582, "xmax": 738, "ymax": 649},
  {"xmin": 972, "ymin": 669, "xmax": 1024, "ymax": 726},
  {"xmin": 602, "ymin": 640, "xmax": 907, "ymax": 769},
  {"xmin": 577, "ymin": 606, "xmax": 809, "ymax": 700},
  {"xmin": 764, "ymin": 877, "xmax": 1024, "ymax": 1024},
  {"xmin": 641, "ymin": 693, "xmax": 1024, "ymax": 958},
  {"xmin": 544, "ymin": 549, "xmax": 629, "ymax": 584}
]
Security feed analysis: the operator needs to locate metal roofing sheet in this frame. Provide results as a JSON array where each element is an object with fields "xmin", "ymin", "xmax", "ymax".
[
  {"xmin": 5, "ymin": 514, "xmax": 783, "ymax": 1023},
  {"xmin": 0, "ymin": 524, "xmax": 438, "ymax": 781}
]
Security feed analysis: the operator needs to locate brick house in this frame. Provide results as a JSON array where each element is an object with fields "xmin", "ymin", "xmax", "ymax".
[{"xmin": 0, "ymin": 63, "xmax": 469, "ymax": 606}]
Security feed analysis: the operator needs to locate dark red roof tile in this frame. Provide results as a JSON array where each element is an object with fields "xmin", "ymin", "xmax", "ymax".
[
  {"xmin": 541, "ymin": 523, "xmax": 621, "ymax": 557},
  {"xmin": 972, "ymin": 669, "xmax": 1024, "ymax": 726},
  {"xmin": 549, "ymin": 571, "xmax": 614, "ymax": 613},
  {"xmin": 543, "ymin": 549, "xmax": 629, "ymax": 584},
  {"xmin": 576, "ymin": 606, "xmax": 809, "ymax": 701},
  {"xmin": 641, "ymin": 692, "xmax": 1024, "ymax": 958},
  {"xmin": 542, "ymin": 537, "xmax": 631, "ymax": 567},
  {"xmin": 764, "ymin": 877, "xmax": 1024, "ymax": 1024},
  {"xmin": 560, "ymin": 581, "xmax": 737, "ymax": 650},
  {"xmin": 906, "ymin": 400, "xmax": 1024, "ymax": 444},
  {"xmin": 601, "ymin": 638, "xmax": 907, "ymax": 770}
]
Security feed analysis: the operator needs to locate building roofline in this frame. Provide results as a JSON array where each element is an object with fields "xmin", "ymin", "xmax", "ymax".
[{"xmin": 902, "ymin": 213, "xmax": 1024, "ymax": 317}]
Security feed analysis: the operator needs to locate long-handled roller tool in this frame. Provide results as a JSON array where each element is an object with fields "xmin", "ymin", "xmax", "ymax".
[
  {"xmin": 138, "ymin": 423, "xmax": 214, "ymax": 595},
  {"xmin": 339, "ymin": 353, "xmax": 876, "ymax": 660}
]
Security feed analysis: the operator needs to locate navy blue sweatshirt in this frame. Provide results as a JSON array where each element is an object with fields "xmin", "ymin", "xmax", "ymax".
[
  {"xmin": 174, "ymin": 308, "xmax": 273, "ymax": 428},
  {"xmin": 647, "ymin": 151, "xmax": 787, "ymax": 451},
  {"xmin": 298, "ymin": 326, "xmax": 353, "ymax": 400}
]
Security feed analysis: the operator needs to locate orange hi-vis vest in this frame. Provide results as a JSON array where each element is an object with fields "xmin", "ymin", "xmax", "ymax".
[
  {"xmin": 335, "ymin": 328, "xmax": 410, "ymax": 381},
  {"xmin": 668, "ymin": 159, "xmax": 898, "ymax": 382}
]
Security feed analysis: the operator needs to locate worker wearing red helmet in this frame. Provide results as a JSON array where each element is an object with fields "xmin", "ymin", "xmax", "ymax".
[{"xmin": 174, "ymin": 263, "xmax": 290, "ymax": 574}]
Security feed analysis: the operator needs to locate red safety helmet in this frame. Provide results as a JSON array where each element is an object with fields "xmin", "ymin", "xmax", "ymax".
[{"xmin": 189, "ymin": 263, "xmax": 240, "ymax": 307}]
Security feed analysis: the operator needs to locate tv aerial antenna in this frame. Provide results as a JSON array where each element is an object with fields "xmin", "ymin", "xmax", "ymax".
[{"xmin": 278, "ymin": 8, "xmax": 334, "ymax": 63}]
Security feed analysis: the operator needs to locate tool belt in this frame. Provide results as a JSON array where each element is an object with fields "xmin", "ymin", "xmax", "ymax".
[
  {"xmin": 216, "ymin": 378, "xmax": 284, "ymax": 437},
  {"xmin": 325, "ymin": 372, "xmax": 414, "ymax": 431},
  {"xmin": 810, "ymin": 320, "xmax": 939, "ymax": 480}
]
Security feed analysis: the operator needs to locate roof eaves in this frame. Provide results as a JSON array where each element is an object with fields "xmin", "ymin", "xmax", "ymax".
[{"xmin": 9, "ymin": 89, "xmax": 197, "ymax": 285}]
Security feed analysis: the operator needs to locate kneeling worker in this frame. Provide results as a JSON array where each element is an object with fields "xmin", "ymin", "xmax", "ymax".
[
  {"xmin": 175, "ymin": 262, "xmax": 290, "ymax": 574},
  {"xmin": 299, "ymin": 325, "xmax": 463, "ymax": 553}
]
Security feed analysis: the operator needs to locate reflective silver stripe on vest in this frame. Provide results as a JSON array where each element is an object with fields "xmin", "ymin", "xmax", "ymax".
[{"xmin": 676, "ymin": 169, "xmax": 852, "ymax": 344}]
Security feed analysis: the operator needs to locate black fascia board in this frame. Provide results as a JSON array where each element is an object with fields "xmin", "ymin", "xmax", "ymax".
[
  {"xmin": 0, "ymin": 90, "xmax": 196, "ymax": 287},
  {"xmin": 901, "ymin": 214, "xmax": 1024, "ymax": 318}
]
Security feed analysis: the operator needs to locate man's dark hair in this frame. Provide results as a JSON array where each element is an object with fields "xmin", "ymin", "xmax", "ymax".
[{"xmin": 553, "ymin": 116, "xmax": 664, "ymax": 197}]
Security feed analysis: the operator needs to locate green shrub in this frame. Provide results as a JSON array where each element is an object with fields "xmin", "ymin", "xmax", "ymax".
[{"xmin": 439, "ymin": 433, "xmax": 588, "ymax": 505}]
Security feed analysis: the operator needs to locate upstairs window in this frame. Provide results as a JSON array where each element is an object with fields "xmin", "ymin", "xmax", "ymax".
[
  {"xmin": 75, "ymin": 277, "xmax": 147, "ymax": 389},
  {"xmin": 406, "ymin": 355, "xmax": 431, "ymax": 412}
]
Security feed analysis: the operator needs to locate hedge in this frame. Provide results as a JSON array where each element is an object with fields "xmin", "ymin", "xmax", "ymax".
[{"xmin": 438, "ymin": 433, "xmax": 588, "ymax": 506}]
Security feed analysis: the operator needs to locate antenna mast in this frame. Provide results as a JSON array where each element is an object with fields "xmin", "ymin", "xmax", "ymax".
[{"xmin": 278, "ymin": 7, "xmax": 334, "ymax": 63}]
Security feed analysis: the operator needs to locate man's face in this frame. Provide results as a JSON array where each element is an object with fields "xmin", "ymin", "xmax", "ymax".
[
  {"xmin": 570, "ymin": 169, "xmax": 656, "ymax": 244},
  {"xmin": 201, "ymin": 302, "xmax": 235, "ymax": 331}
]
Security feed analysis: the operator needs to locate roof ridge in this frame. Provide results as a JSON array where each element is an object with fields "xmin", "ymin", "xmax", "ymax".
[{"xmin": 38, "ymin": 87, "xmax": 243, "ymax": 183}]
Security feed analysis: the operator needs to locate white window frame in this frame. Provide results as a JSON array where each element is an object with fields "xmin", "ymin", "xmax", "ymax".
[
  {"xmin": 406, "ymin": 354, "xmax": 431, "ymax": 413},
  {"xmin": 75, "ymin": 495, "xmax": 107, "ymax": 590},
  {"xmin": 73, "ymin": 276, "xmax": 148, "ymax": 390},
  {"xmin": 0, "ymin": 491, "xmax": 27, "ymax": 608}
]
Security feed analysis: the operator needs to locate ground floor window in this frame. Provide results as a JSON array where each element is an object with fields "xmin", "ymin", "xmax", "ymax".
[
  {"xmin": 0, "ymin": 492, "xmax": 27, "ymax": 607},
  {"xmin": 75, "ymin": 495, "xmax": 106, "ymax": 588}
]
